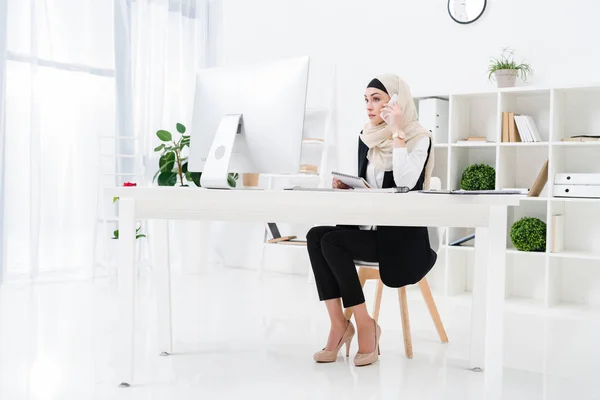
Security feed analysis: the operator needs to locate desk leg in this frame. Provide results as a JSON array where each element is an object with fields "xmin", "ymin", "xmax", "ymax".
[
  {"xmin": 117, "ymin": 198, "xmax": 136, "ymax": 388},
  {"xmin": 471, "ymin": 205, "xmax": 507, "ymax": 399},
  {"xmin": 150, "ymin": 219, "xmax": 173, "ymax": 356}
]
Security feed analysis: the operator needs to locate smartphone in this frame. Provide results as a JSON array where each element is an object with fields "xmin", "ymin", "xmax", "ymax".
[{"xmin": 380, "ymin": 94, "xmax": 399, "ymax": 122}]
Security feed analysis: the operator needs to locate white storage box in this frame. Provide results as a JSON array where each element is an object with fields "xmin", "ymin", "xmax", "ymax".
[
  {"xmin": 418, "ymin": 98, "xmax": 449, "ymax": 144},
  {"xmin": 555, "ymin": 173, "xmax": 600, "ymax": 185},
  {"xmin": 553, "ymin": 184, "xmax": 600, "ymax": 198}
]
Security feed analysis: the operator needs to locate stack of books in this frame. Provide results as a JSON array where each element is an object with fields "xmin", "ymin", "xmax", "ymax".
[
  {"xmin": 501, "ymin": 112, "xmax": 543, "ymax": 143},
  {"xmin": 560, "ymin": 135, "xmax": 600, "ymax": 142},
  {"xmin": 455, "ymin": 136, "xmax": 491, "ymax": 145}
]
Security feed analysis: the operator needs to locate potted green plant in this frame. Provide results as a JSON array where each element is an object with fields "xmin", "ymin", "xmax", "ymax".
[
  {"xmin": 460, "ymin": 164, "xmax": 496, "ymax": 191},
  {"xmin": 510, "ymin": 217, "xmax": 546, "ymax": 252},
  {"xmin": 153, "ymin": 122, "xmax": 238, "ymax": 187},
  {"xmin": 487, "ymin": 48, "xmax": 532, "ymax": 88}
]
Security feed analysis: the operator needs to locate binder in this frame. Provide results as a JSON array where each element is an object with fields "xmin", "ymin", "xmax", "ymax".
[
  {"xmin": 554, "ymin": 173, "xmax": 600, "ymax": 185},
  {"xmin": 553, "ymin": 184, "xmax": 600, "ymax": 198}
]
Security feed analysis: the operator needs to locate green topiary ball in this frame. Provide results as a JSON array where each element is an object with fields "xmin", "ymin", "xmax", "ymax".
[
  {"xmin": 510, "ymin": 217, "xmax": 546, "ymax": 252},
  {"xmin": 460, "ymin": 164, "xmax": 496, "ymax": 191}
]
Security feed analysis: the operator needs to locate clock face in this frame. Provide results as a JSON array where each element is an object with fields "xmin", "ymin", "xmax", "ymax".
[{"xmin": 448, "ymin": 0, "xmax": 486, "ymax": 24}]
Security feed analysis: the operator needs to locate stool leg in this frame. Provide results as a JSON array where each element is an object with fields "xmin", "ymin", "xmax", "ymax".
[
  {"xmin": 398, "ymin": 286, "xmax": 413, "ymax": 359},
  {"xmin": 418, "ymin": 278, "xmax": 449, "ymax": 343},
  {"xmin": 344, "ymin": 267, "xmax": 370, "ymax": 320},
  {"xmin": 372, "ymin": 279, "xmax": 384, "ymax": 323}
]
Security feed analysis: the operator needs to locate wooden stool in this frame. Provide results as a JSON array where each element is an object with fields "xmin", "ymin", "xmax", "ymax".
[{"xmin": 343, "ymin": 263, "xmax": 449, "ymax": 359}]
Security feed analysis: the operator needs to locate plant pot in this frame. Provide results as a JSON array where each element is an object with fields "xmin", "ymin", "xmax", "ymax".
[
  {"xmin": 494, "ymin": 69, "xmax": 518, "ymax": 88},
  {"xmin": 243, "ymin": 173, "xmax": 259, "ymax": 187}
]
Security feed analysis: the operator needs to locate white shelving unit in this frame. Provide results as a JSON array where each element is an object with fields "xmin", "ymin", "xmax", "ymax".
[{"xmin": 416, "ymin": 84, "xmax": 600, "ymax": 319}]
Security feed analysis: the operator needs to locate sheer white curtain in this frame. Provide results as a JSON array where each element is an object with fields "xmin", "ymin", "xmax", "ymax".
[
  {"xmin": 3, "ymin": 0, "xmax": 115, "ymax": 281},
  {"xmin": 1, "ymin": 0, "xmax": 208, "ymax": 282},
  {"xmin": 128, "ymin": 0, "xmax": 209, "ymax": 275},
  {"xmin": 0, "ymin": 0, "xmax": 8, "ymax": 284},
  {"xmin": 129, "ymin": 0, "xmax": 207, "ymax": 185}
]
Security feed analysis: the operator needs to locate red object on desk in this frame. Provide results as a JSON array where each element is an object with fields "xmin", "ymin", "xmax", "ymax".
[{"xmin": 123, "ymin": 182, "xmax": 137, "ymax": 187}]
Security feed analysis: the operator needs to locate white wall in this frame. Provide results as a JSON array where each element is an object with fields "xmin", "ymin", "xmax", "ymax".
[
  {"xmin": 209, "ymin": 0, "xmax": 600, "ymax": 271},
  {"xmin": 220, "ymin": 0, "xmax": 600, "ymax": 172}
]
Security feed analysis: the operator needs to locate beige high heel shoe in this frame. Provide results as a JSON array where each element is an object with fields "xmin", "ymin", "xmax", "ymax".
[
  {"xmin": 313, "ymin": 320, "xmax": 355, "ymax": 363},
  {"xmin": 353, "ymin": 321, "xmax": 381, "ymax": 367}
]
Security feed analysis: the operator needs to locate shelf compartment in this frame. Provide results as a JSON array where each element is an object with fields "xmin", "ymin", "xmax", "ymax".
[
  {"xmin": 505, "ymin": 252, "xmax": 547, "ymax": 303},
  {"xmin": 500, "ymin": 89, "xmax": 551, "ymax": 143},
  {"xmin": 506, "ymin": 198, "xmax": 548, "ymax": 251},
  {"xmin": 449, "ymin": 146, "xmax": 497, "ymax": 190},
  {"xmin": 551, "ymin": 87, "xmax": 600, "ymax": 143},
  {"xmin": 497, "ymin": 145, "xmax": 549, "ymax": 195},
  {"xmin": 549, "ymin": 201, "xmax": 600, "ymax": 256},
  {"xmin": 445, "ymin": 248, "xmax": 546, "ymax": 303},
  {"xmin": 445, "ymin": 244, "xmax": 475, "ymax": 296},
  {"xmin": 548, "ymin": 257, "xmax": 600, "ymax": 310},
  {"xmin": 551, "ymin": 145, "xmax": 600, "ymax": 176},
  {"xmin": 449, "ymin": 93, "xmax": 498, "ymax": 143}
]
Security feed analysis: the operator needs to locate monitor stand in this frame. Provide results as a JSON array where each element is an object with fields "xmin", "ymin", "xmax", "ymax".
[{"xmin": 200, "ymin": 114, "xmax": 242, "ymax": 189}]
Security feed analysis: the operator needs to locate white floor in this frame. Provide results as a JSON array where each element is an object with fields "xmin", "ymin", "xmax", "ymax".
[{"xmin": 1, "ymin": 267, "xmax": 599, "ymax": 400}]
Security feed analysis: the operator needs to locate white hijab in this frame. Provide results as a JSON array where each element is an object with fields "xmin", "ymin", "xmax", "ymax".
[{"xmin": 360, "ymin": 74, "xmax": 434, "ymax": 189}]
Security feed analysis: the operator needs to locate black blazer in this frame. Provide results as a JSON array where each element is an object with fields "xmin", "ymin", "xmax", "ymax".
[{"xmin": 355, "ymin": 136, "xmax": 437, "ymax": 288}]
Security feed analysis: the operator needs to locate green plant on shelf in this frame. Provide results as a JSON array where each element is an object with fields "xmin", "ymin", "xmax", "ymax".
[
  {"xmin": 487, "ymin": 47, "xmax": 532, "ymax": 82},
  {"xmin": 460, "ymin": 164, "xmax": 495, "ymax": 191},
  {"xmin": 510, "ymin": 217, "xmax": 546, "ymax": 252},
  {"xmin": 153, "ymin": 122, "xmax": 238, "ymax": 187}
]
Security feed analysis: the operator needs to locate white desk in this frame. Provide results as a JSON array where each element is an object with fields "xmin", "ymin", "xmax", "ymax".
[{"xmin": 107, "ymin": 187, "xmax": 521, "ymax": 399}]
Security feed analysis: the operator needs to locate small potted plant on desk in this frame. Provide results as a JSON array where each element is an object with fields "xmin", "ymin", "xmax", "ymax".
[
  {"xmin": 153, "ymin": 122, "xmax": 239, "ymax": 187},
  {"xmin": 151, "ymin": 122, "xmax": 239, "ymax": 273},
  {"xmin": 487, "ymin": 47, "xmax": 532, "ymax": 88}
]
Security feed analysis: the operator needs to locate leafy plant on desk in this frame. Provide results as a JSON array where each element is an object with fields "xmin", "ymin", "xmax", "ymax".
[{"xmin": 153, "ymin": 122, "xmax": 239, "ymax": 187}]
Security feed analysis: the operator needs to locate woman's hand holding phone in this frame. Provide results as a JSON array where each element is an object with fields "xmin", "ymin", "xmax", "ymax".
[{"xmin": 380, "ymin": 94, "xmax": 404, "ymax": 135}]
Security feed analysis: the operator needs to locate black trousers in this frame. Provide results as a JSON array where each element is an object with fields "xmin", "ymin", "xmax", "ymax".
[{"xmin": 306, "ymin": 226, "xmax": 378, "ymax": 308}]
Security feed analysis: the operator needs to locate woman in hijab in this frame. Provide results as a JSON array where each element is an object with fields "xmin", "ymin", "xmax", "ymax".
[{"xmin": 307, "ymin": 74, "xmax": 437, "ymax": 367}]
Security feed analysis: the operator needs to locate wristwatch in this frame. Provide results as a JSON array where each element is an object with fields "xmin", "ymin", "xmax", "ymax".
[{"xmin": 392, "ymin": 131, "xmax": 405, "ymax": 140}]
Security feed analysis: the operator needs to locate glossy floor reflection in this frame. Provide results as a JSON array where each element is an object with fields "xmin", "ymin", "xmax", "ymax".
[{"xmin": 1, "ymin": 267, "xmax": 599, "ymax": 400}]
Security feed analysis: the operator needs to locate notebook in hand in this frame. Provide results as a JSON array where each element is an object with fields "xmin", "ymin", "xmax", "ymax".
[{"xmin": 331, "ymin": 171, "xmax": 371, "ymax": 189}]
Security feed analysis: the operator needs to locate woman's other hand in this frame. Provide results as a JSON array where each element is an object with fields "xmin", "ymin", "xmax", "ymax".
[
  {"xmin": 332, "ymin": 178, "xmax": 351, "ymax": 189},
  {"xmin": 381, "ymin": 103, "xmax": 403, "ymax": 134}
]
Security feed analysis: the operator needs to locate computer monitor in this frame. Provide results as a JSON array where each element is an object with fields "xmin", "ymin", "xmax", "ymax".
[{"xmin": 188, "ymin": 56, "xmax": 310, "ymax": 189}]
